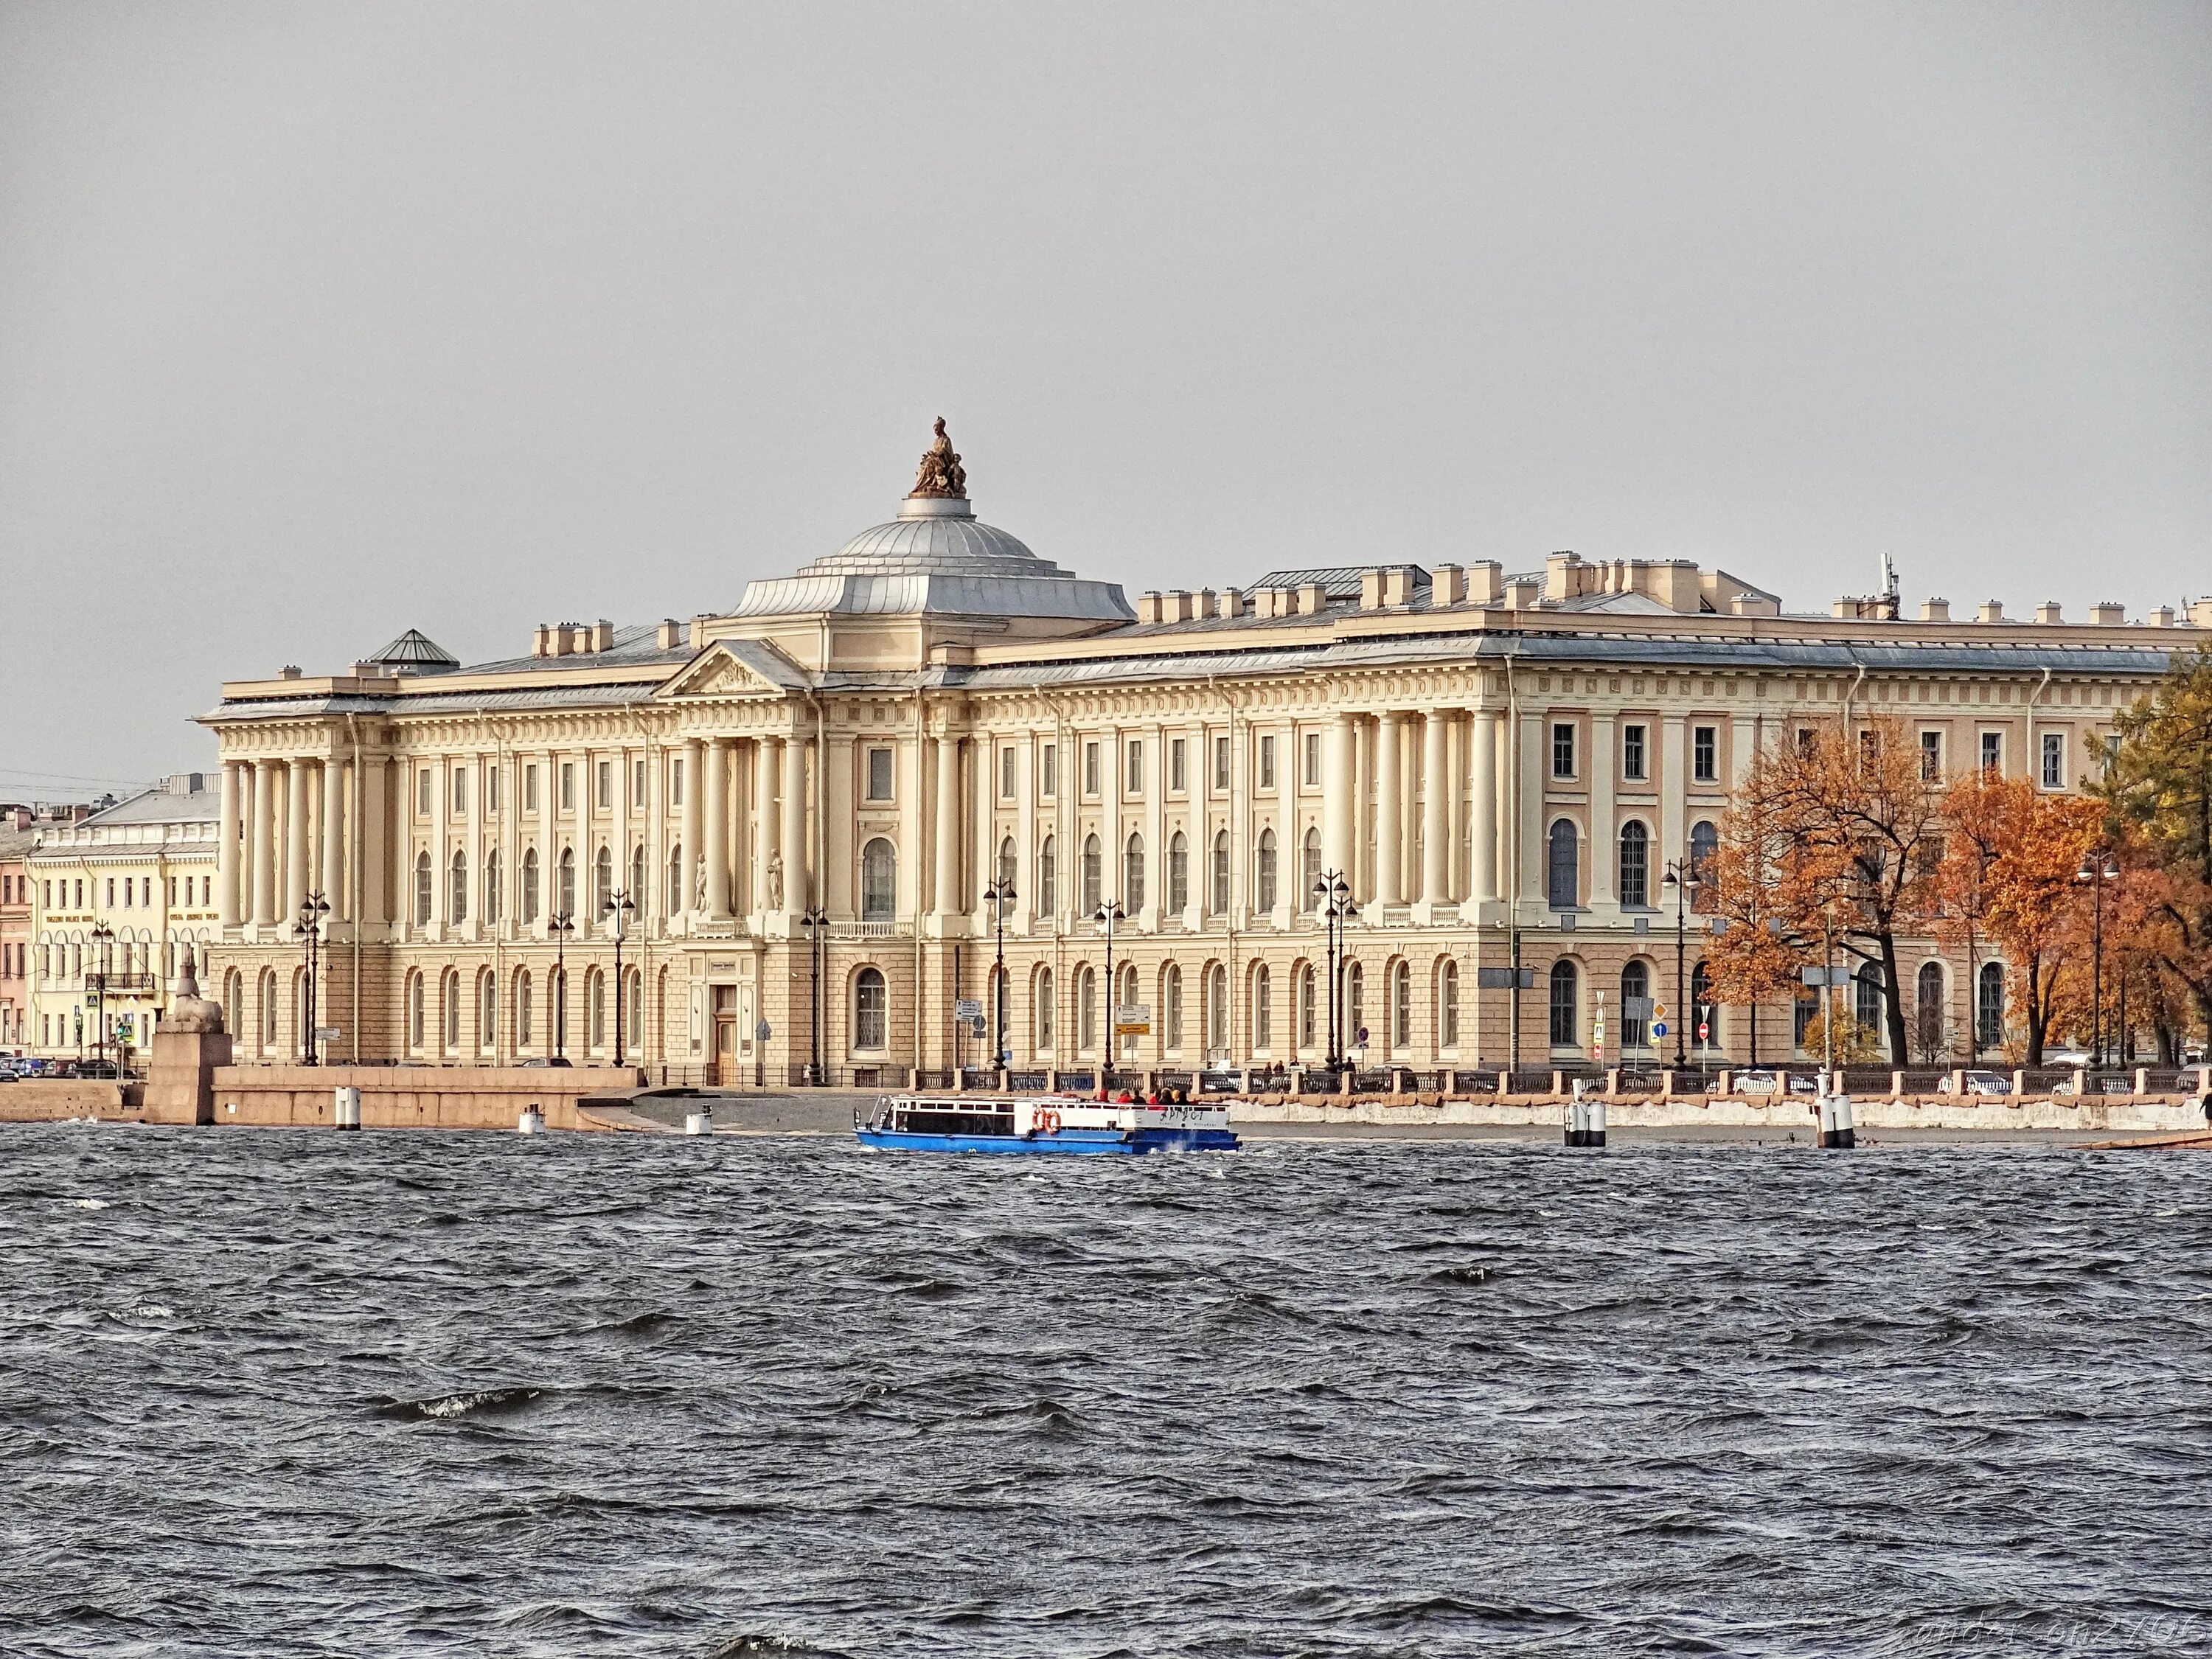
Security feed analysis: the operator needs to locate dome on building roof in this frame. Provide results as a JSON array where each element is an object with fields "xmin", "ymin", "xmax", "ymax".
[{"xmin": 369, "ymin": 628, "xmax": 461, "ymax": 673}]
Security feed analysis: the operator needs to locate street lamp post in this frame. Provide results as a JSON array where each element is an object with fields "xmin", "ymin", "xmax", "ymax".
[
  {"xmin": 1092, "ymin": 899, "xmax": 1125, "ymax": 1067},
  {"xmin": 1658, "ymin": 860, "xmax": 1699, "ymax": 1069},
  {"xmin": 984, "ymin": 875, "xmax": 1015, "ymax": 1069},
  {"xmin": 293, "ymin": 890, "xmax": 331, "ymax": 1063},
  {"xmin": 800, "ymin": 904, "xmax": 828, "ymax": 1084},
  {"xmin": 1313, "ymin": 871, "xmax": 1356, "ymax": 1074},
  {"xmin": 89, "ymin": 922, "xmax": 114, "ymax": 1073},
  {"xmin": 549, "ymin": 911, "xmax": 575, "ymax": 1062},
  {"xmin": 603, "ymin": 888, "xmax": 636, "ymax": 1067},
  {"xmin": 2076, "ymin": 849, "xmax": 2121, "ymax": 1067}
]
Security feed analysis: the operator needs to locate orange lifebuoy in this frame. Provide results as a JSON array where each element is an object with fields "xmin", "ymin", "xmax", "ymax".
[{"xmin": 1036, "ymin": 1108, "xmax": 1061, "ymax": 1135}]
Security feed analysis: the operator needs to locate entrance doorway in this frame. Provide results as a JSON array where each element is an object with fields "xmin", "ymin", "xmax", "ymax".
[{"xmin": 709, "ymin": 986, "xmax": 737, "ymax": 1086}]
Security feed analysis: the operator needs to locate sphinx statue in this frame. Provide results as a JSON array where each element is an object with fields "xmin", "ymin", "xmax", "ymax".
[{"xmin": 166, "ymin": 944, "xmax": 226, "ymax": 1034}]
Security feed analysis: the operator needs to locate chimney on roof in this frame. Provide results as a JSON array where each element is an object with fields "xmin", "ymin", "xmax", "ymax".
[
  {"xmin": 279, "ymin": 665, "xmax": 302, "ymax": 679},
  {"xmin": 1468, "ymin": 561, "xmax": 1503, "ymax": 605},
  {"xmin": 1506, "ymin": 576, "xmax": 1542, "ymax": 610},
  {"xmin": 657, "ymin": 619, "xmax": 684, "ymax": 650},
  {"xmin": 1295, "ymin": 582, "xmax": 1325, "ymax": 616},
  {"xmin": 2149, "ymin": 605, "xmax": 2176, "ymax": 627},
  {"xmin": 593, "ymin": 620, "xmax": 614, "ymax": 652},
  {"xmin": 1136, "ymin": 592, "xmax": 1163, "ymax": 625},
  {"xmin": 1219, "ymin": 588, "xmax": 1245, "ymax": 619},
  {"xmin": 2036, "ymin": 601, "xmax": 2064, "ymax": 625},
  {"xmin": 533, "ymin": 624, "xmax": 552, "ymax": 658},
  {"xmin": 1919, "ymin": 598, "xmax": 1950, "ymax": 622},
  {"xmin": 2188, "ymin": 598, "xmax": 2212, "ymax": 627},
  {"xmin": 2089, "ymin": 602, "xmax": 2126, "ymax": 627},
  {"xmin": 1431, "ymin": 565, "xmax": 1466, "ymax": 606},
  {"xmin": 1977, "ymin": 601, "xmax": 2006, "ymax": 623},
  {"xmin": 690, "ymin": 614, "xmax": 713, "ymax": 649}
]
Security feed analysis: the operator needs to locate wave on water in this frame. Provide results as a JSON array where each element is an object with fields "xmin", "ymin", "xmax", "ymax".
[{"xmin": 374, "ymin": 1386, "xmax": 544, "ymax": 1422}]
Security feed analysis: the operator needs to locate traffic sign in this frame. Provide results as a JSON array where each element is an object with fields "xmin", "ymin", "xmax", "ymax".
[
  {"xmin": 1115, "ymin": 1003, "xmax": 1151, "ymax": 1023},
  {"xmin": 955, "ymin": 998, "xmax": 983, "ymax": 1020},
  {"xmin": 1697, "ymin": 1020, "xmax": 1709, "ymax": 1040},
  {"xmin": 1652, "ymin": 1020, "xmax": 1668, "ymax": 1039},
  {"xmin": 1652, "ymin": 1003, "xmax": 1666, "ymax": 1021},
  {"xmin": 1114, "ymin": 1022, "xmax": 1152, "ymax": 1037}
]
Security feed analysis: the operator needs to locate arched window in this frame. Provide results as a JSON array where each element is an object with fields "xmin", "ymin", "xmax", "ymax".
[
  {"xmin": 1118, "ymin": 962, "xmax": 1141, "ymax": 1056},
  {"xmin": 516, "ymin": 970, "xmax": 534, "ymax": 1048},
  {"xmin": 1303, "ymin": 827, "xmax": 1322, "ymax": 912},
  {"xmin": 594, "ymin": 844, "xmax": 613, "ymax": 922},
  {"xmin": 1548, "ymin": 959, "xmax": 1578, "ymax": 1048},
  {"xmin": 483, "ymin": 848, "xmax": 502, "ymax": 925},
  {"xmin": 260, "ymin": 968, "xmax": 279, "ymax": 1051},
  {"xmin": 1166, "ymin": 963, "xmax": 1184, "ymax": 1050},
  {"xmin": 630, "ymin": 844, "xmax": 647, "ymax": 912},
  {"xmin": 1081, "ymin": 834, "xmax": 1102, "ymax": 916},
  {"xmin": 1689, "ymin": 820, "xmax": 1719, "ymax": 909},
  {"xmin": 557, "ymin": 846, "xmax": 577, "ymax": 921},
  {"xmin": 521, "ymin": 846, "xmax": 540, "ymax": 923},
  {"xmin": 1206, "ymin": 963, "xmax": 1229, "ymax": 1057},
  {"xmin": 479, "ymin": 968, "xmax": 497, "ymax": 1049},
  {"xmin": 627, "ymin": 967, "xmax": 644, "ymax": 1052},
  {"xmin": 1383, "ymin": 959, "xmax": 1407, "ymax": 1048},
  {"xmin": 1855, "ymin": 962, "xmax": 1885, "ymax": 1044},
  {"xmin": 667, "ymin": 842, "xmax": 684, "ymax": 914},
  {"xmin": 223, "ymin": 969, "xmax": 243, "ymax": 1037},
  {"xmin": 997, "ymin": 836, "xmax": 1016, "ymax": 893},
  {"xmin": 1124, "ymin": 834, "xmax": 1145, "ymax": 911},
  {"xmin": 1169, "ymin": 832, "xmax": 1189, "ymax": 912},
  {"xmin": 1691, "ymin": 961, "xmax": 1717, "ymax": 1050},
  {"xmin": 1078, "ymin": 964, "xmax": 1097, "ymax": 1052},
  {"xmin": 406, "ymin": 971, "xmax": 424, "ymax": 1051},
  {"xmin": 1037, "ymin": 836, "xmax": 1056, "ymax": 914},
  {"xmin": 861, "ymin": 838, "xmax": 897, "ymax": 921},
  {"xmin": 442, "ymin": 968, "xmax": 461, "ymax": 1051},
  {"xmin": 1548, "ymin": 820, "xmax": 1579, "ymax": 909},
  {"xmin": 1621, "ymin": 959, "xmax": 1650, "ymax": 1048},
  {"xmin": 1297, "ymin": 961, "xmax": 1316, "ymax": 1051},
  {"xmin": 1976, "ymin": 961, "xmax": 2005, "ymax": 1049},
  {"xmin": 587, "ymin": 968, "xmax": 606, "ymax": 1050},
  {"xmin": 293, "ymin": 968, "xmax": 309, "ymax": 1052},
  {"xmin": 1439, "ymin": 959, "xmax": 1460, "ymax": 1049},
  {"xmin": 1618, "ymin": 821, "xmax": 1649, "ymax": 908},
  {"xmin": 450, "ymin": 849, "xmax": 468, "ymax": 923},
  {"xmin": 849, "ymin": 960, "xmax": 885, "ymax": 1053},
  {"xmin": 1346, "ymin": 961, "xmax": 1366, "ymax": 1050},
  {"xmin": 1034, "ymin": 966, "xmax": 1055, "ymax": 1052},
  {"xmin": 414, "ymin": 852, "xmax": 432, "ymax": 925},
  {"xmin": 1916, "ymin": 961, "xmax": 1945, "ymax": 1058},
  {"xmin": 1257, "ymin": 828, "xmax": 1278, "ymax": 912},
  {"xmin": 1253, "ymin": 964, "xmax": 1273, "ymax": 1050},
  {"xmin": 1211, "ymin": 830, "xmax": 1231, "ymax": 915}
]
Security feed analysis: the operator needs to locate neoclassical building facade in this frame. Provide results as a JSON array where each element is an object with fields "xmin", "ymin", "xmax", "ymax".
[{"xmin": 199, "ymin": 425, "xmax": 2211, "ymax": 1083}]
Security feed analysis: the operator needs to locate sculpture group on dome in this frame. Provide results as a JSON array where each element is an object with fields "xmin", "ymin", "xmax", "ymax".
[{"xmin": 909, "ymin": 416, "xmax": 967, "ymax": 500}]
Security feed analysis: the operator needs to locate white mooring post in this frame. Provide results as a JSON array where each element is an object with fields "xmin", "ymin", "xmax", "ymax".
[
  {"xmin": 1587, "ymin": 1093, "xmax": 1607, "ymax": 1150},
  {"xmin": 518, "ymin": 1105, "xmax": 546, "ymax": 1135},
  {"xmin": 685, "ymin": 1106, "xmax": 713, "ymax": 1136},
  {"xmin": 333, "ymin": 1086, "xmax": 361, "ymax": 1132}
]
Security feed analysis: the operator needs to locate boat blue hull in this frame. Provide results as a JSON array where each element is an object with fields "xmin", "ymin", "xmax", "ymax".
[{"xmin": 856, "ymin": 1127, "xmax": 1239, "ymax": 1155}]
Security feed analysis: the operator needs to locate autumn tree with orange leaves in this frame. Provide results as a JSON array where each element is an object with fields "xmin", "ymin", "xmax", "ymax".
[
  {"xmin": 1705, "ymin": 716, "xmax": 1944, "ymax": 1062},
  {"xmin": 1700, "ymin": 783, "xmax": 1805, "ymax": 1065},
  {"xmin": 1936, "ymin": 771, "xmax": 2102, "ymax": 1064}
]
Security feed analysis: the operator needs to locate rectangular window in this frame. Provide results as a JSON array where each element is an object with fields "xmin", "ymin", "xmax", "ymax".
[
  {"xmin": 106, "ymin": 878, "xmax": 116, "ymax": 907},
  {"xmin": 142, "ymin": 877, "xmax": 150, "ymax": 907},
  {"xmin": 1126, "ymin": 740, "xmax": 1143, "ymax": 793},
  {"xmin": 1920, "ymin": 730, "xmax": 1942, "ymax": 781},
  {"xmin": 670, "ymin": 758, "xmax": 684, "ymax": 807},
  {"xmin": 634, "ymin": 759, "xmax": 647, "ymax": 800},
  {"xmin": 1622, "ymin": 724, "xmax": 1646, "ymax": 781},
  {"xmin": 121, "ymin": 878, "xmax": 131, "ymax": 908},
  {"xmin": 1796, "ymin": 728, "xmax": 1816, "ymax": 758},
  {"xmin": 2041, "ymin": 731, "xmax": 2065, "ymax": 789},
  {"xmin": 597, "ymin": 762, "xmax": 612, "ymax": 810},
  {"xmin": 1042, "ymin": 744, "xmax": 1057, "ymax": 799},
  {"xmin": 1170, "ymin": 739, "xmax": 1188, "ymax": 793},
  {"xmin": 1083, "ymin": 742, "xmax": 1100, "ymax": 797},
  {"xmin": 1259, "ymin": 734, "xmax": 1276, "ymax": 790},
  {"xmin": 1693, "ymin": 726, "xmax": 1717, "ymax": 784},
  {"xmin": 560, "ymin": 764, "xmax": 574, "ymax": 811},
  {"xmin": 525, "ymin": 764, "xmax": 540, "ymax": 812},
  {"xmin": 1980, "ymin": 731, "xmax": 2002, "ymax": 774},
  {"xmin": 418, "ymin": 768, "xmax": 431, "ymax": 815},
  {"xmin": 452, "ymin": 767, "xmax": 467, "ymax": 815},
  {"xmin": 1214, "ymin": 736, "xmax": 1230, "ymax": 792},
  {"xmin": 488, "ymin": 765, "xmax": 501, "ymax": 814},
  {"xmin": 1000, "ymin": 745, "xmax": 1015, "ymax": 801},
  {"xmin": 1303, "ymin": 731, "xmax": 1321, "ymax": 787},
  {"xmin": 867, "ymin": 746, "xmax": 894, "ymax": 802},
  {"xmin": 1551, "ymin": 722, "xmax": 1576, "ymax": 779}
]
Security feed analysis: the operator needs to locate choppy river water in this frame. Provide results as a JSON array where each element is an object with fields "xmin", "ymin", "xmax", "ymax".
[{"xmin": 4, "ymin": 1124, "xmax": 2211, "ymax": 1657}]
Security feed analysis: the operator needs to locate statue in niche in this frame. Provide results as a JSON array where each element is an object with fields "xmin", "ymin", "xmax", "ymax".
[
  {"xmin": 766, "ymin": 852, "xmax": 785, "ymax": 911},
  {"xmin": 693, "ymin": 854, "xmax": 707, "ymax": 914},
  {"xmin": 908, "ymin": 416, "xmax": 967, "ymax": 499}
]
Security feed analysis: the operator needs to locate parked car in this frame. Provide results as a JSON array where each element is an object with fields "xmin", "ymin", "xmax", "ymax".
[
  {"xmin": 1937, "ymin": 1069, "xmax": 2012, "ymax": 1096},
  {"xmin": 520, "ymin": 1057, "xmax": 573, "ymax": 1068}
]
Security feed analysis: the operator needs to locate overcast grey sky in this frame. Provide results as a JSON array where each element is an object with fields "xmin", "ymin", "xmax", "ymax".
[{"xmin": 3, "ymin": 1, "xmax": 2207, "ymax": 795}]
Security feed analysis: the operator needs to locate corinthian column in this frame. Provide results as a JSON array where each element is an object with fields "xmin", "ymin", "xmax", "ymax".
[
  {"xmin": 1422, "ymin": 711, "xmax": 1450, "ymax": 905},
  {"xmin": 1323, "ymin": 712, "xmax": 1357, "ymax": 886},
  {"xmin": 781, "ymin": 737, "xmax": 809, "ymax": 914},
  {"xmin": 1375, "ymin": 711, "xmax": 1403, "ymax": 906},
  {"xmin": 321, "ymin": 762, "xmax": 347, "ymax": 922},
  {"xmin": 679, "ymin": 739, "xmax": 703, "ymax": 919},
  {"xmin": 218, "ymin": 762, "xmax": 241, "ymax": 927},
  {"xmin": 1471, "ymin": 710, "xmax": 1499, "ymax": 902},
  {"xmin": 703, "ymin": 738, "xmax": 731, "ymax": 919},
  {"xmin": 285, "ymin": 759, "xmax": 310, "ymax": 923},
  {"xmin": 251, "ymin": 759, "xmax": 277, "ymax": 925}
]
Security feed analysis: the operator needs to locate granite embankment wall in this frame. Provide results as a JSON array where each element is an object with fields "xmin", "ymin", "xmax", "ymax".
[
  {"xmin": 1232, "ymin": 1092, "xmax": 2212, "ymax": 1134},
  {"xmin": 0, "ymin": 1067, "xmax": 644, "ymax": 1131}
]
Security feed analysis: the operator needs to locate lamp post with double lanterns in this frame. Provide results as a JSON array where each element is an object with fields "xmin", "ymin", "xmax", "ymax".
[
  {"xmin": 1313, "ymin": 871, "xmax": 1357, "ymax": 1076},
  {"xmin": 1658, "ymin": 860, "xmax": 1700, "ymax": 1069},
  {"xmin": 983, "ymin": 874, "xmax": 1015, "ymax": 1070},
  {"xmin": 88, "ymin": 921, "xmax": 114, "ymax": 1072},
  {"xmin": 293, "ymin": 890, "xmax": 331, "ymax": 1063},
  {"xmin": 800, "ymin": 904, "xmax": 828, "ymax": 1084},
  {"xmin": 1092, "ymin": 899, "xmax": 1126, "ymax": 1068},
  {"xmin": 2076, "ymin": 848, "xmax": 2122, "ymax": 1067},
  {"xmin": 603, "ymin": 887, "xmax": 636, "ymax": 1066},
  {"xmin": 549, "ymin": 911, "xmax": 575, "ymax": 1062}
]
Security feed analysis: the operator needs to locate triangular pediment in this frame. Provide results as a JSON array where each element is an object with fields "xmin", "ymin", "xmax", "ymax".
[{"xmin": 657, "ymin": 639, "xmax": 806, "ymax": 701}]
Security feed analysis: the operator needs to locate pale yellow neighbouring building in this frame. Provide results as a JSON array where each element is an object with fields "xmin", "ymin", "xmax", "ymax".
[
  {"xmin": 192, "ymin": 423, "xmax": 2212, "ymax": 1086},
  {"xmin": 27, "ymin": 775, "xmax": 221, "ymax": 1062}
]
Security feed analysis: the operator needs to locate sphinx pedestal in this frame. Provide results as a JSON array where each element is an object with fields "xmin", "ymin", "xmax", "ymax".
[{"xmin": 144, "ymin": 1028, "xmax": 232, "ymax": 1126}]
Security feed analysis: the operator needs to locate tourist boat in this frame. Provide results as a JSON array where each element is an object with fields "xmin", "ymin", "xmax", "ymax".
[{"xmin": 855, "ymin": 1093, "xmax": 1239, "ymax": 1155}]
